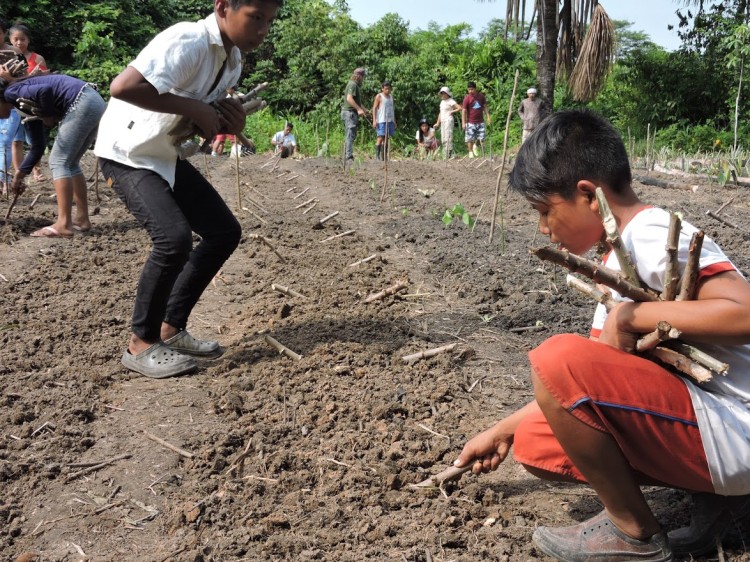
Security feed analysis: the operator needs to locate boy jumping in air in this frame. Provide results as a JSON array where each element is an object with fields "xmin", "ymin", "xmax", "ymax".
[
  {"xmin": 455, "ymin": 109, "xmax": 750, "ymax": 561},
  {"xmin": 95, "ymin": 0, "xmax": 282, "ymax": 378}
]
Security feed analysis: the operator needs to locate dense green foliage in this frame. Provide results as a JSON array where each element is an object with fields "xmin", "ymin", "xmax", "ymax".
[{"xmin": 3, "ymin": 0, "xmax": 748, "ymax": 155}]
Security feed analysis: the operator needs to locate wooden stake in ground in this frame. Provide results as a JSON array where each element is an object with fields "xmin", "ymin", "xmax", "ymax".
[
  {"xmin": 489, "ymin": 69, "xmax": 519, "ymax": 244},
  {"xmin": 249, "ymin": 234, "xmax": 285, "ymax": 262},
  {"xmin": 235, "ymin": 141, "xmax": 242, "ymax": 210},
  {"xmin": 402, "ymin": 343, "xmax": 457, "ymax": 364},
  {"xmin": 364, "ymin": 281, "xmax": 408, "ymax": 303},
  {"xmin": 271, "ymin": 283, "xmax": 307, "ymax": 299},
  {"xmin": 144, "ymin": 431, "xmax": 194, "ymax": 459},
  {"xmin": 312, "ymin": 211, "xmax": 339, "ymax": 230},
  {"xmin": 264, "ymin": 334, "xmax": 302, "ymax": 361}
]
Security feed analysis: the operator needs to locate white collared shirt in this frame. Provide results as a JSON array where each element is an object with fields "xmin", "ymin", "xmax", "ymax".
[{"xmin": 94, "ymin": 13, "xmax": 242, "ymax": 187}]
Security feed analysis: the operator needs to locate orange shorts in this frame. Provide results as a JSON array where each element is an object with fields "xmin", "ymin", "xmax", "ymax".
[
  {"xmin": 214, "ymin": 134, "xmax": 236, "ymax": 143},
  {"xmin": 514, "ymin": 334, "xmax": 713, "ymax": 493}
]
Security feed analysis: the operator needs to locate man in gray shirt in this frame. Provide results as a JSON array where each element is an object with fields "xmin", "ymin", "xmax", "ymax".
[{"xmin": 518, "ymin": 87, "xmax": 549, "ymax": 143}]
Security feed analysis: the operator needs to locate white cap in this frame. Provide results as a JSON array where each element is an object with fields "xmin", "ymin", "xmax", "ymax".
[
  {"xmin": 439, "ymin": 86, "xmax": 452, "ymax": 96},
  {"xmin": 527, "ymin": 88, "xmax": 538, "ymax": 95}
]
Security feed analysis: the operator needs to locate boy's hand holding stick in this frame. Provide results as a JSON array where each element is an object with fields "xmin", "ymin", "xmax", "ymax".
[{"xmin": 168, "ymin": 82, "xmax": 269, "ymax": 156}]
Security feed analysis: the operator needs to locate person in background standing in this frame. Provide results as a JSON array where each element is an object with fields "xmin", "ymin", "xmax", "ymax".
[
  {"xmin": 434, "ymin": 86, "xmax": 461, "ymax": 159},
  {"xmin": 371, "ymin": 80, "xmax": 395, "ymax": 161},
  {"xmin": 340, "ymin": 67, "xmax": 367, "ymax": 164},
  {"xmin": 518, "ymin": 87, "xmax": 549, "ymax": 144},
  {"xmin": 461, "ymin": 81, "xmax": 491, "ymax": 158},
  {"xmin": 9, "ymin": 22, "xmax": 48, "ymax": 182}
]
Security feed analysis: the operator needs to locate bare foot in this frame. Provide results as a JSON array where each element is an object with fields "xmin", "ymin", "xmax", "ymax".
[{"xmin": 72, "ymin": 220, "xmax": 92, "ymax": 232}]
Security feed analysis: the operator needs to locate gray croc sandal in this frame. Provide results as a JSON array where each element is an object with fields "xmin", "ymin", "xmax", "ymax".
[
  {"xmin": 121, "ymin": 342, "xmax": 197, "ymax": 378},
  {"xmin": 163, "ymin": 330, "xmax": 224, "ymax": 358},
  {"xmin": 533, "ymin": 511, "xmax": 673, "ymax": 562}
]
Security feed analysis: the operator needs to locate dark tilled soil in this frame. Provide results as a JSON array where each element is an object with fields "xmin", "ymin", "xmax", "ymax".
[{"xmin": 1, "ymin": 151, "xmax": 749, "ymax": 561}]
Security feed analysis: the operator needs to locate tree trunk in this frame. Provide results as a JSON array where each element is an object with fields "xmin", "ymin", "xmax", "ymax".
[{"xmin": 536, "ymin": 0, "xmax": 559, "ymax": 109}]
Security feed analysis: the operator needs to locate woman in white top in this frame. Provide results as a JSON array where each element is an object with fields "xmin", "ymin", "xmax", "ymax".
[{"xmin": 434, "ymin": 86, "xmax": 461, "ymax": 158}]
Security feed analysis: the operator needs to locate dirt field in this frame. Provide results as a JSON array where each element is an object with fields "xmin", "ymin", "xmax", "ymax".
[{"xmin": 1, "ymin": 150, "xmax": 749, "ymax": 562}]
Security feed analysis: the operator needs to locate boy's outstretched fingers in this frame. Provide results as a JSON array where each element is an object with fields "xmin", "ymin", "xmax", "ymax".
[{"xmin": 453, "ymin": 425, "xmax": 513, "ymax": 474}]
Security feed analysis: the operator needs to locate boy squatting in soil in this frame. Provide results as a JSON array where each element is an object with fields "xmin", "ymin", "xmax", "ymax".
[
  {"xmin": 94, "ymin": 0, "xmax": 281, "ymax": 379},
  {"xmin": 454, "ymin": 109, "xmax": 750, "ymax": 561}
]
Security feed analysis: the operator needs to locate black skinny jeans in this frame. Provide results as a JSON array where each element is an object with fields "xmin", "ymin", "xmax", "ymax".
[{"xmin": 100, "ymin": 158, "xmax": 241, "ymax": 342}]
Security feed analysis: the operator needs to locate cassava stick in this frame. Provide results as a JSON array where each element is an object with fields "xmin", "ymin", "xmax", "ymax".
[
  {"xmin": 249, "ymin": 234, "xmax": 285, "ymax": 262},
  {"xmin": 320, "ymin": 229, "xmax": 355, "ymax": 243},
  {"xmin": 566, "ymin": 275, "xmax": 725, "ymax": 380},
  {"xmin": 144, "ymin": 431, "xmax": 194, "ymax": 459},
  {"xmin": 676, "ymin": 231, "xmax": 704, "ymax": 301},
  {"xmin": 64, "ymin": 453, "xmax": 132, "ymax": 482},
  {"xmin": 271, "ymin": 283, "xmax": 307, "ymax": 299},
  {"xmin": 264, "ymin": 334, "xmax": 302, "ymax": 361},
  {"xmin": 648, "ymin": 348, "xmax": 713, "ymax": 383},
  {"xmin": 294, "ymin": 197, "xmax": 316, "ymax": 210},
  {"xmin": 410, "ymin": 464, "xmax": 472, "ymax": 489},
  {"xmin": 706, "ymin": 210, "xmax": 745, "ymax": 232},
  {"xmin": 302, "ymin": 200, "xmax": 318, "ymax": 214},
  {"xmin": 349, "ymin": 254, "xmax": 378, "ymax": 267},
  {"xmin": 402, "ymin": 343, "xmax": 457, "ymax": 364},
  {"xmin": 313, "ymin": 211, "xmax": 339, "ymax": 229},
  {"xmin": 635, "ymin": 321, "xmax": 681, "ymax": 352},
  {"xmin": 364, "ymin": 281, "xmax": 408, "ymax": 303},
  {"xmin": 534, "ymin": 247, "xmax": 658, "ymax": 303},
  {"xmin": 595, "ymin": 187, "xmax": 643, "ymax": 290},
  {"xmin": 662, "ymin": 213, "xmax": 682, "ymax": 301}
]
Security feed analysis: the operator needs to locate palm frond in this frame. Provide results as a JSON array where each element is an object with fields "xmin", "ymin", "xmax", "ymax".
[{"xmin": 567, "ymin": 3, "xmax": 615, "ymax": 102}]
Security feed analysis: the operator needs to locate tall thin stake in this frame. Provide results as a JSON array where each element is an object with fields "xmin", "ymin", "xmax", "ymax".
[
  {"xmin": 380, "ymin": 125, "xmax": 390, "ymax": 203},
  {"xmin": 489, "ymin": 69, "xmax": 520, "ymax": 244},
  {"xmin": 235, "ymin": 141, "xmax": 242, "ymax": 210}
]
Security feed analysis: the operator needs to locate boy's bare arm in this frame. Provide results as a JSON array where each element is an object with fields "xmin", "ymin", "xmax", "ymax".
[
  {"xmin": 602, "ymin": 270, "xmax": 750, "ymax": 350},
  {"xmin": 454, "ymin": 400, "xmax": 540, "ymax": 473},
  {"xmin": 110, "ymin": 66, "xmax": 225, "ymax": 140}
]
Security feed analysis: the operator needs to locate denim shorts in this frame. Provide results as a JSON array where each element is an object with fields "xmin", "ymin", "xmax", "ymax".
[
  {"xmin": 48, "ymin": 86, "xmax": 106, "ymax": 180},
  {"xmin": 376, "ymin": 121, "xmax": 395, "ymax": 137}
]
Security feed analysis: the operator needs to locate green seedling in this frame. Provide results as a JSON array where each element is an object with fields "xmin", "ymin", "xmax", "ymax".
[{"xmin": 442, "ymin": 203, "xmax": 475, "ymax": 229}]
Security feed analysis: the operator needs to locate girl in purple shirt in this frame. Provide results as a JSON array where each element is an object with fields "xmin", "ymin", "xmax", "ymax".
[{"xmin": 0, "ymin": 73, "xmax": 105, "ymax": 237}]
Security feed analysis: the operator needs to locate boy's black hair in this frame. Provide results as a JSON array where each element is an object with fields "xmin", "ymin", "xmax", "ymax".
[
  {"xmin": 0, "ymin": 18, "xmax": 8, "ymax": 34},
  {"xmin": 467, "ymin": 81, "xmax": 477, "ymax": 89},
  {"xmin": 508, "ymin": 109, "xmax": 631, "ymax": 202},
  {"xmin": 381, "ymin": 80, "xmax": 391, "ymax": 87},
  {"xmin": 227, "ymin": 0, "xmax": 283, "ymax": 7}
]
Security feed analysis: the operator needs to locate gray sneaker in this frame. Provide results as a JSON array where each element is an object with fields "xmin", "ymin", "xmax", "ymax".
[
  {"xmin": 533, "ymin": 510, "xmax": 673, "ymax": 561},
  {"xmin": 668, "ymin": 493, "xmax": 750, "ymax": 556},
  {"xmin": 163, "ymin": 330, "xmax": 224, "ymax": 358}
]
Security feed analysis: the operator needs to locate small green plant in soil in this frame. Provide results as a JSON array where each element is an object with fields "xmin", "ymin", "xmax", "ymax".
[{"xmin": 442, "ymin": 203, "xmax": 475, "ymax": 229}]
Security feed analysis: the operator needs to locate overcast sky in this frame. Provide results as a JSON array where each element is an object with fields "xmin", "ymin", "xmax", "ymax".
[{"xmin": 341, "ymin": 0, "xmax": 684, "ymax": 51}]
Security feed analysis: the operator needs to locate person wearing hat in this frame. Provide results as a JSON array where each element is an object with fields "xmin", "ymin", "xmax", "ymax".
[
  {"xmin": 518, "ymin": 87, "xmax": 549, "ymax": 144},
  {"xmin": 434, "ymin": 86, "xmax": 461, "ymax": 158},
  {"xmin": 341, "ymin": 67, "xmax": 367, "ymax": 163}
]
